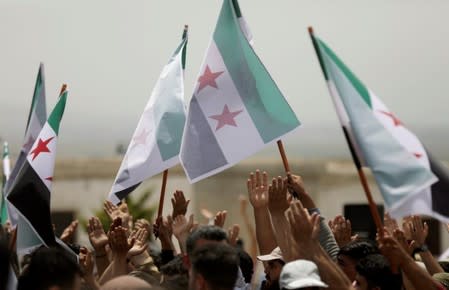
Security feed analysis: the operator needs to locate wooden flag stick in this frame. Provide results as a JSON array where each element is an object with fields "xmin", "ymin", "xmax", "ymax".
[
  {"xmin": 59, "ymin": 83, "xmax": 67, "ymax": 95},
  {"xmin": 308, "ymin": 26, "xmax": 383, "ymax": 235},
  {"xmin": 277, "ymin": 140, "xmax": 290, "ymax": 173},
  {"xmin": 157, "ymin": 169, "xmax": 169, "ymax": 219}
]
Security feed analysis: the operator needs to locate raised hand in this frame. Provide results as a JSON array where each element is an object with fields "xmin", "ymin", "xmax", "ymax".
[
  {"xmin": 172, "ymin": 214, "xmax": 194, "ymax": 240},
  {"xmin": 285, "ymin": 172, "xmax": 316, "ymax": 209},
  {"xmin": 286, "ymin": 200, "xmax": 320, "ymax": 245},
  {"xmin": 60, "ymin": 220, "xmax": 78, "ymax": 243},
  {"xmin": 410, "ymin": 215, "xmax": 429, "ymax": 247},
  {"xmin": 79, "ymin": 247, "xmax": 94, "ymax": 277},
  {"xmin": 214, "ymin": 210, "xmax": 227, "ymax": 228},
  {"xmin": 171, "ymin": 190, "xmax": 190, "ymax": 219},
  {"xmin": 108, "ymin": 225, "xmax": 134, "ymax": 259},
  {"xmin": 383, "ymin": 212, "xmax": 400, "ymax": 235},
  {"xmin": 228, "ymin": 224, "xmax": 240, "ymax": 247},
  {"xmin": 268, "ymin": 176, "xmax": 290, "ymax": 216},
  {"xmin": 247, "ymin": 170, "xmax": 269, "ymax": 209},
  {"xmin": 134, "ymin": 218, "xmax": 151, "ymax": 232},
  {"xmin": 391, "ymin": 228, "xmax": 414, "ymax": 255},
  {"xmin": 127, "ymin": 228, "xmax": 149, "ymax": 258},
  {"xmin": 328, "ymin": 215, "xmax": 358, "ymax": 248},
  {"xmin": 87, "ymin": 217, "xmax": 109, "ymax": 252},
  {"xmin": 104, "ymin": 200, "xmax": 132, "ymax": 230}
]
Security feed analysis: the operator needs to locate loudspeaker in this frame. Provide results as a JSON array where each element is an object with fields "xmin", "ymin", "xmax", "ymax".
[{"xmin": 344, "ymin": 204, "xmax": 384, "ymax": 241}]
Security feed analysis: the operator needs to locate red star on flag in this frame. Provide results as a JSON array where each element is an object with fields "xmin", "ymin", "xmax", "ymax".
[
  {"xmin": 45, "ymin": 177, "xmax": 53, "ymax": 181},
  {"xmin": 29, "ymin": 137, "xmax": 54, "ymax": 161},
  {"xmin": 378, "ymin": 110, "xmax": 402, "ymax": 126},
  {"xmin": 209, "ymin": 105, "xmax": 243, "ymax": 131},
  {"xmin": 197, "ymin": 65, "xmax": 224, "ymax": 93},
  {"xmin": 414, "ymin": 153, "xmax": 423, "ymax": 158}
]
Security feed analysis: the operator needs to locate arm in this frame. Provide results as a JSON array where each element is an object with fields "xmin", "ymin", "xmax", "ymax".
[
  {"xmin": 247, "ymin": 170, "xmax": 277, "ymax": 254},
  {"xmin": 172, "ymin": 214, "xmax": 194, "ymax": 254},
  {"xmin": 239, "ymin": 196, "xmax": 258, "ymax": 264},
  {"xmin": 87, "ymin": 217, "xmax": 110, "ymax": 276},
  {"xmin": 171, "ymin": 190, "xmax": 190, "ymax": 219},
  {"xmin": 285, "ymin": 200, "xmax": 352, "ymax": 290},
  {"xmin": 286, "ymin": 172, "xmax": 340, "ymax": 260},
  {"xmin": 79, "ymin": 247, "xmax": 100, "ymax": 290},
  {"xmin": 379, "ymin": 230, "xmax": 444, "ymax": 290},
  {"xmin": 268, "ymin": 176, "xmax": 295, "ymax": 261}
]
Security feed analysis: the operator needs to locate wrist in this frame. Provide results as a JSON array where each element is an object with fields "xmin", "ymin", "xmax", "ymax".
[{"xmin": 130, "ymin": 251, "xmax": 151, "ymax": 266}]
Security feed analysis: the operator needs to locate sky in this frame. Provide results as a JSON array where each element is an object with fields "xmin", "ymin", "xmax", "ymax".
[{"xmin": 1, "ymin": 0, "xmax": 449, "ymax": 159}]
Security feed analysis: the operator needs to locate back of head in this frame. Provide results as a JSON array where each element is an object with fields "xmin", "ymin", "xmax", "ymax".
[
  {"xmin": 356, "ymin": 254, "xmax": 402, "ymax": 290},
  {"xmin": 191, "ymin": 243, "xmax": 239, "ymax": 290},
  {"xmin": 18, "ymin": 246, "xmax": 81, "ymax": 290},
  {"xmin": 186, "ymin": 225, "xmax": 227, "ymax": 256},
  {"xmin": 100, "ymin": 275, "xmax": 152, "ymax": 290},
  {"xmin": 338, "ymin": 240, "xmax": 379, "ymax": 261},
  {"xmin": 237, "ymin": 248, "xmax": 253, "ymax": 283}
]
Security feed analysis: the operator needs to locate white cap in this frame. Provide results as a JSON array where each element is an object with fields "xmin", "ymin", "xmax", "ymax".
[
  {"xmin": 257, "ymin": 247, "xmax": 284, "ymax": 262},
  {"xmin": 279, "ymin": 260, "xmax": 328, "ymax": 289}
]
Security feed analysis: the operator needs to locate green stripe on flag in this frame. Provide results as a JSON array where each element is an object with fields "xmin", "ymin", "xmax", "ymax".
[
  {"xmin": 47, "ymin": 91, "xmax": 68, "ymax": 135},
  {"xmin": 213, "ymin": 0, "xmax": 299, "ymax": 143},
  {"xmin": 316, "ymin": 38, "xmax": 372, "ymax": 109}
]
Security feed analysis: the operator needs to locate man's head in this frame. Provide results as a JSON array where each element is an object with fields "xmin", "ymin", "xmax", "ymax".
[
  {"xmin": 186, "ymin": 225, "xmax": 228, "ymax": 257},
  {"xmin": 18, "ymin": 246, "xmax": 82, "ymax": 290},
  {"xmin": 189, "ymin": 242, "xmax": 239, "ymax": 290},
  {"xmin": 258, "ymin": 247, "xmax": 285, "ymax": 290},
  {"xmin": 337, "ymin": 240, "xmax": 379, "ymax": 281},
  {"xmin": 353, "ymin": 254, "xmax": 402, "ymax": 290},
  {"xmin": 279, "ymin": 260, "xmax": 328, "ymax": 290}
]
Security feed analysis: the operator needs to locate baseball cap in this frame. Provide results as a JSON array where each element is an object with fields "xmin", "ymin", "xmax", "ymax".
[
  {"xmin": 279, "ymin": 260, "xmax": 328, "ymax": 289},
  {"xmin": 257, "ymin": 247, "xmax": 284, "ymax": 262}
]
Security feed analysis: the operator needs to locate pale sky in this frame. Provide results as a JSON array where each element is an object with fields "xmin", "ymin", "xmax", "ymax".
[{"xmin": 1, "ymin": 0, "xmax": 449, "ymax": 159}]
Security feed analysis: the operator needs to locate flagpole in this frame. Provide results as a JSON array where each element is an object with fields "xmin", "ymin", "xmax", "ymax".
[
  {"xmin": 276, "ymin": 140, "xmax": 290, "ymax": 172},
  {"xmin": 308, "ymin": 26, "xmax": 383, "ymax": 235},
  {"xmin": 157, "ymin": 169, "xmax": 168, "ymax": 219}
]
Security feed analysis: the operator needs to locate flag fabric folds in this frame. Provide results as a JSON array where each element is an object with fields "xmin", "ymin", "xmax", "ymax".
[
  {"xmin": 108, "ymin": 28, "xmax": 188, "ymax": 204},
  {"xmin": 311, "ymin": 32, "xmax": 449, "ymax": 221},
  {"xmin": 7, "ymin": 89, "xmax": 68, "ymax": 247},
  {"xmin": 180, "ymin": 0, "xmax": 300, "ymax": 183},
  {"xmin": 5, "ymin": 63, "xmax": 47, "ymax": 227}
]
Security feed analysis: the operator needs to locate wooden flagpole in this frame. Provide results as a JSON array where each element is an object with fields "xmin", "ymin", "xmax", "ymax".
[
  {"xmin": 157, "ymin": 169, "xmax": 168, "ymax": 219},
  {"xmin": 277, "ymin": 140, "xmax": 291, "ymax": 172},
  {"xmin": 308, "ymin": 26, "xmax": 383, "ymax": 235}
]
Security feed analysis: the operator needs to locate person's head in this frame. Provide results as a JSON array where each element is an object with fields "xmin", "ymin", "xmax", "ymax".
[
  {"xmin": 279, "ymin": 260, "xmax": 328, "ymax": 290},
  {"xmin": 18, "ymin": 246, "xmax": 82, "ymax": 290},
  {"xmin": 337, "ymin": 240, "xmax": 379, "ymax": 281},
  {"xmin": 100, "ymin": 275, "xmax": 152, "ymax": 289},
  {"xmin": 258, "ymin": 247, "xmax": 286, "ymax": 290},
  {"xmin": 353, "ymin": 254, "xmax": 402, "ymax": 290},
  {"xmin": 189, "ymin": 242, "xmax": 239, "ymax": 290},
  {"xmin": 186, "ymin": 225, "xmax": 228, "ymax": 256}
]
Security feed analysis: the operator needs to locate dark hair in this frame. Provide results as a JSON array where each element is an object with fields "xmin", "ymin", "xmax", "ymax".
[
  {"xmin": 0, "ymin": 235, "xmax": 10, "ymax": 290},
  {"xmin": 356, "ymin": 254, "xmax": 402, "ymax": 290},
  {"xmin": 237, "ymin": 248, "xmax": 253, "ymax": 283},
  {"xmin": 191, "ymin": 243, "xmax": 239, "ymax": 290},
  {"xmin": 186, "ymin": 225, "xmax": 227, "ymax": 255},
  {"xmin": 160, "ymin": 255, "xmax": 188, "ymax": 276},
  {"xmin": 18, "ymin": 246, "xmax": 82, "ymax": 290},
  {"xmin": 339, "ymin": 240, "xmax": 379, "ymax": 261}
]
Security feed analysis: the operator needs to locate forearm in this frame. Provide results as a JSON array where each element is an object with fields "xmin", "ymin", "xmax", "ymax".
[
  {"xmin": 315, "ymin": 214, "xmax": 340, "ymax": 261},
  {"xmin": 94, "ymin": 249, "xmax": 110, "ymax": 277},
  {"xmin": 175, "ymin": 233, "xmax": 188, "ymax": 255},
  {"xmin": 271, "ymin": 214, "xmax": 295, "ymax": 262},
  {"xmin": 400, "ymin": 255, "xmax": 444, "ymax": 290},
  {"xmin": 254, "ymin": 207, "xmax": 277, "ymax": 254},
  {"xmin": 418, "ymin": 251, "xmax": 444, "ymax": 275}
]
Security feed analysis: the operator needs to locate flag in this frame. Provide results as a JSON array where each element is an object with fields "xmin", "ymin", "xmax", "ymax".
[
  {"xmin": 7, "ymin": 89, "xmax": 68, "ymax": 247},
  {"xmin": 180, "ymin": 0, "xmax": 300, "ymax": 183},
  {"xmin": 107, "ymin": 27, "xmax": 188, "ymax": 204},
  {"xmin": 5, "ymin": 63, "xmax": 47, "ymax": 226},
  {"xmin": 310, "ymin": 32, "xmax": 449, "ymax": 221},
  {"xmin": 1, "ymin": 142, "xmax": 11, "ymax": 224}
]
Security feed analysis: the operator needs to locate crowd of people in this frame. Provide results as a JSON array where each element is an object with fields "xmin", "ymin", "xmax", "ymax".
[{"xmin": 1, "ymin": 169, "xmax": 449, "ymax": 290}]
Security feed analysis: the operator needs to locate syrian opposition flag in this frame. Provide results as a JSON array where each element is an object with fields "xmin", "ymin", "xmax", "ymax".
[
  {"xmin": 310, "ymin": 31, "xmax": 449, "ymax": 222},
  {"xmin": 1, "ymin": 142, "xmax": 11, "ymax": 224},
  {"xmin": 5, "ymin": 63, "xmax": 47, "ymax": 227},
  {"xmin": 180, "ymin": 0, "xmax": 300, "ymax": 183},
  {"xmin": 7, "ymin": 89, "xmax": 68, "ymax": 247},
  {"xmin": 107, "ymin": 27, "xmax": 188, "ymax": 204}
]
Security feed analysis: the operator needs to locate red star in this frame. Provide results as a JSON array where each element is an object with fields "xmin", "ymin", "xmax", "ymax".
[
  {"xmin": 45, "ymin": 177, "xmax": 53, "ymax": 181},
  {"xmin": 29, "ymin": 137, "xmax": 54, "ymax": 161},
  {"xmin": 209, "ymin": 105, "xmax": 243, "ymax": 131},
  {"xmin": 378, "ymin": 110, "xmax": 402, "ymax": 126},
  {"xmin": 197, "ymin": 65, "xmax": 224, "ymax": 93},
  {"xmin": 133, "ymin": 129, "xmax": 149, "ymax": 146},
  {"xmin": 414, "ymin": 153, "xmax": 423, "ymax": 158}
]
